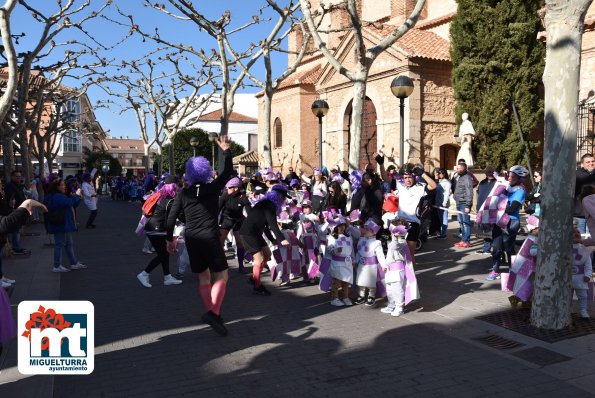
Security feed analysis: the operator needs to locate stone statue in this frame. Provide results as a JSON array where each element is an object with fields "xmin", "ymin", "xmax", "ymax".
[{"xmin": 456, "ymin": 112, "xmax": 475, "ymax": 167}]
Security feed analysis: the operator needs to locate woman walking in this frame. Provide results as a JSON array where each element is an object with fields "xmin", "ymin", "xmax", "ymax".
[
  {"xmin": 166, "ymin": 136, "xmax": 233, "ymax": 336},
  {"xmin": 137, "ymin": 176, "xmax": 183, "ymax": 288}
]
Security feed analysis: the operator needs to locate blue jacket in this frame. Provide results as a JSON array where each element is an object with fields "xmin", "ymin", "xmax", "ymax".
[{"xmin": 43, "ymin": 193, "xmax": 81, "ymax": 233}]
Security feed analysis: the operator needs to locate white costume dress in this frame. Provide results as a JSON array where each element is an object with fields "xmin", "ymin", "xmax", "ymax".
[
  {"xmin": 325, "ymin": 235, "xmax": 354, "ymax": 285},
  {"xmin": 355, "ymin": 236, "xmax": 385, "ymax": 289}
]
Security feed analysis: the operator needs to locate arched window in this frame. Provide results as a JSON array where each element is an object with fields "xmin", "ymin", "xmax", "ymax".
[{"xmin": 274, "ymin": 117, "xmax": 282, "ymax": 148}]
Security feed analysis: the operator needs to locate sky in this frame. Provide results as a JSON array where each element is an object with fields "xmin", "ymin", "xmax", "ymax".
[{"xmin": 8, "ymin": 0, "xmax": 291, "ymax": 140}]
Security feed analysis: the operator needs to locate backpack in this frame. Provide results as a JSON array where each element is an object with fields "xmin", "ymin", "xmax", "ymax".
[
  {"xmin": 416, "ymin": 194, "xmax": 432, "ymax": 219},
  {"xmin": 141, "ymin": 192, "xmax": 161, "ymax": 217}
]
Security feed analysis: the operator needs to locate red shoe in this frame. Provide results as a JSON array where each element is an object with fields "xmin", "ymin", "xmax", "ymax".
[
  {"xmin": 453, "ymin": 241, "xmax": 465, "ymax": 247},
  {"xmin": 457, "ymin": 242, "xmax": 471, "ymax": 248}
]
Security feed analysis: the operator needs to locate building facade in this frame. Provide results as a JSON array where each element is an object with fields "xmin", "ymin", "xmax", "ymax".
[
  {"xmin": 259, "ymin": 0, "xmax": 595, "ymax": 173},
  {"xmin": 104, "ymin": 138, "xmax": 156, "ymax": 177}
]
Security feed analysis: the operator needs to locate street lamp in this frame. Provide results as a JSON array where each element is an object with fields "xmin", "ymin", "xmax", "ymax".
[
  {"xmin": 189, "ymin": 136, "xmax": 199, "ymax": 157},
  {"xmin": 101, "ymin": 161, "xmax": 110, "ymax": 196},
  {"xmin": 390, "ymin": 75, "xmax": 414, "ymax": 167},
  {"xmin": 208, "ymin": 132, "xmax": 219, "ymax": 167},
  {"xmin": 311, "ymin": 99, "xmax": 329, "ymax": 168}
]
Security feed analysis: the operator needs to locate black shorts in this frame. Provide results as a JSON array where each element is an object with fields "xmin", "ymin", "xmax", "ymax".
[
  {"xmin": 185, "ymin": 235, "xmax": 228, "ymax": 273},
  {"xmin": 220, "ymin": 218, "xmax": 243, "ymax": 232},
  {"xmin": 240, "ymin": 234, "xmax": 268, "ymax": 254},
  {"xmin": 406, "ymin": 222, "xmax": 420, "ymax": 242}
]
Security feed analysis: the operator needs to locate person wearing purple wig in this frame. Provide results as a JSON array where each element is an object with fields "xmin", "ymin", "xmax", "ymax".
[
  {"xmin": 165, "ymin": 136, "xmax": 233, "ymax": 336},
  {"xmin": 239, "ymin": 184, "xmax": 290, "ymax": 296},
  {"xmin": 137, "ymin": 176, "xmax": 183, "ymax": 288}
]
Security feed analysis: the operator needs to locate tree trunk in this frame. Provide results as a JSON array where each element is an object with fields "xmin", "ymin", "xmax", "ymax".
[
  {"xmin": 17, "ymin": 131, "xmax": 31, "ymax": 186},
  {"xmin": 168, "ymin": 138, "xmax": 175, "ymax": 175},
  {"xmin": 0, "ymin": 0, "xmax": 18, "ymax": 124},
  {"xmin": 262, "ymin": 83, "xmax": 273, "ymax": 168},
  {"xmin": 347, "ymin": 73, "xmax": 367, "ymax": 171},
  {"xmin": 531, "ymin": 0, "xmax": 593, "ymax": 330}
]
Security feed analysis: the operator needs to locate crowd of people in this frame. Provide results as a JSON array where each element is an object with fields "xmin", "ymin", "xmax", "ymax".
[{"xmin": 1, "ymin": 150, "xmax": 594, "ymax": 338}]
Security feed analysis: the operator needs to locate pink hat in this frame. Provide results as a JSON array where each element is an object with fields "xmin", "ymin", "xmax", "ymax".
[
  {"xmin": 363, "ymin": 218, "xmax": 381, "ymax": 234},
  {"xmin": 301, "ymin": 199, "xmax": 312, "ymax": 207},
  {"xmin": 349, "ymin": 209, "xmax": 361, "ymax": 223},
  {"xmin": 389, "ymin": 223, "xmax": 408, "ymax": 235},
  {"xmin": 313, "ymin": 169, "xmax": 322, "ymax": 176},
  {"xmin": 225, "ymin": 177, "xmax": 241, "ymax": 188}
]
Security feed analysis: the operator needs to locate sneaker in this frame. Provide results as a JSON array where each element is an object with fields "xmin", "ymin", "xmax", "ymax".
[
  {"xmin": 70, "ymin": 262, "xmax": 87, "ymax": 270},
  {"xmin": 201, "ymin": 310, "xmax": 228, "ymax": 336},
  {"xmin": 391, "ymin": 309, "xmax": 404, "ymax": 317},
  {"xmin": 381, "ymin": 306, "xmax": 396, "ymax": 314},
  {"xmin": 173, "ymin": 272, "xmax": 184, "ymax": 280},
  {"xmin": 455, "ymin": 242, "xmax": 471, "ymax": 248},
  {"xmin": 253, "ymin": 285, "xmax": 271, "ymax": 296},
  {"xmin": 0, "ymin": 280, "xmax": 11, "ymax": 288},
  {"xmin": 580, "ymin": 310, "xmax": 590, "ymax": 319},
  {"xmin": 279, "ymin": 279, "xmax": 290, "ymax": 287},
  {"xmin": 1, "ymin": 276, "xmax": 15, "ymax": 284},
  {"xmin": 342, "ymin": 298, "xmax": 353, "ymax": 306},
  {"xmin": 485, "ymin": 271, "xmax": 501, "ymax": 281},
  {"xmin": 52, "ymin": 265, "xmax": 71, "ymax": 273},
  {"xmin": 453, "ymin": 241, "xmax": 465, "ymax": 247},
  {"xmin": 354, "ymin": 296, "xmax": 366, "ymax": 305},
  {"xmin": 330, "ymin": 298, "xmax": 345, "ymax": 307},
  {"xmin": 164, "ymin": 274, "xmax": 182, "ymax": 285},
  {"xmin": 290, "ymin": 273, "xmax": 300, "ymax": 280},
  {"xmin": 137, "ymin": 271, "xmax": 152, "ymax": 288},
  {"xmin": 142, "ymin": 248, "xmax": 153, "ymax": 254},
  {"xmin": 475, "ymin": 250, "xmax": 491, "ymax": 255},
  {"xmin": 365, "ymin": 296, "xmax": 376, "ymax": 307}
]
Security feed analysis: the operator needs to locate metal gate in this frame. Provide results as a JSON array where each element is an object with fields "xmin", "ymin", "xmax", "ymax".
[{"xmin": 577, "ymin": 98, "xmax": 595, "ymax": 162}]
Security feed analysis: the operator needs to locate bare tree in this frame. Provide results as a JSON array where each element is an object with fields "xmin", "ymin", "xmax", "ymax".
[
  {"xmin": 531, "ymin": 0, "xmax": 594, "ymax": 330},
  {"xmin": 231, "ymin": 0, "xmax": 312, "ymax": 167},
  {"xmin": 93, "ymin": 47, "xmax": 218, "ymax": 174},
  {"xmin": 0, "ymin": 0, "xmax": 110, "ymax": 182},
  {"xmin": 299, "ymin": 0, "xmax": 426, "ymax": 170},
  {"xmin": 0, "ymin": 0, "xmax": 18, "ymax": 123}
]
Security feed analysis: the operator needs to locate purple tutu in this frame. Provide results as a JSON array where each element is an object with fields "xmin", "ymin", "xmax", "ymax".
[{"xmin": 0, "ymin": 288, "xmax": 16, "ymax": 344}]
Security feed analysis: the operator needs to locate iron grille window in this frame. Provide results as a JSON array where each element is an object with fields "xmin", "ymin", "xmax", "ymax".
[{"xmin": 274, "ymin": 118, "xmax": 282, "ymax": 148}]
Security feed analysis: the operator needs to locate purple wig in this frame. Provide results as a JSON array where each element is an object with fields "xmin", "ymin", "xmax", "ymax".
[
  {"xmin": 258, "ymin": 190, "xmax": 285, "ymax": 215},
  {"xmin": 158, "ymin": 182, "xmax": 178, "ymax": 203},
  {"xmin": 185, "ymin": 156, "xmax": 213, "ymax": 185}
]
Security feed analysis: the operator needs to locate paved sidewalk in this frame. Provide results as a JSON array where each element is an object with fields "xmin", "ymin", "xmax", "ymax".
[{"xmin": 1, "ymin": 199, "xmax": 595, "ymax": 397}]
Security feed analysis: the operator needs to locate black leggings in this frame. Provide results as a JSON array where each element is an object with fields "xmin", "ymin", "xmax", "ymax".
[
  {"xmin": 145, "ymin": 235, "xmax": 171, "ymax": 276},
  {"xmin": 86, "ymin": 210, "xmax": 98, "ymax": 227}
]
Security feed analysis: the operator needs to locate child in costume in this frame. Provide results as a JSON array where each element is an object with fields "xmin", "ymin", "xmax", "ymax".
[
  {"xmin": 321, "ymin": 215, "xmax": 355, "ymax": 307},
  {"xmin": 381, "ymin": 221, "xmax": 420, "ymax": 317},
  {"xmin": 572, "ymin": 228, "xmax": 593, "ymax": 319},
  {"xmin": 506, "ymin": 215, "xmax": 539, "ymax": 309},
  {"xmin": 354, "ymin": 219, "xmax": 386, "ymax": 306},
  {"xmin": 297, "ymin": 210, "xmax": 322, "ymax": 285}
]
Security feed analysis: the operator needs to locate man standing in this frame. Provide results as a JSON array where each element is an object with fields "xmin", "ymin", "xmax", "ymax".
[
  {"xmin": 4, "ymin": 170, "xmax": 29, "ymax": 255},
  {"xmin": 575, "ymin": 153, "xmax": 595, "ymax": 234},
  {"xmin": 453, "ymin": 163, "xmax": 474, "ymax": 248}
]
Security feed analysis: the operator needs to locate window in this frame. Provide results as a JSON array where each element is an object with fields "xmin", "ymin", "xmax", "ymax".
[
  {"xmin": 64, "ymin": 100, "xmax": 81, "ymax": 123},
  {"xmin": 274, "ymin": 118, "xmax": 282, "ymax": 148},
  {"xmin": 129, "ymin": 146, "xmax": 137, "ymax": 150},
  {"xmin": 110, "ymin": 145, "xmax": 120, "ymax": 149},
  {"xmin": 135, "ymin": 158, "xmax": 144, "ymax": 166},
  {"xmin": 62, "ymin": 130, "xmax": 81, "ymax": 153}
]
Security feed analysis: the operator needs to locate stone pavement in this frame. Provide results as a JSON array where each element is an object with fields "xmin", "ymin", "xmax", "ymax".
[{"xmin": 1, "ymin": 198, "xmax": 594, "ymax": 397}]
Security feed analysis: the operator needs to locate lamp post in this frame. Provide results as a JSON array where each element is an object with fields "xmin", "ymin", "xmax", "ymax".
[
  {"xmin": 390, "ymin": 75, "xmax": 414, "ymax": 167},
  {"xmin": 189, "ymin": 136, "xmax": 199, "ymax": 157},
  {"xmin": 101, "ymin": 161, "xmax": 110, "ymax": 196},
  {"xmin": 208, "ymin": 132, "xmax": 219, "ymax": 167},
  {"xmin": 311, "ymin": 99, "xmax": 329, "ymax": 168}
]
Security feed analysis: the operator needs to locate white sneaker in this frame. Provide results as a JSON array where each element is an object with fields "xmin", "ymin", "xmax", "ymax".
[
  {"xmin": 70, "ymin": 262, "xmax": 87, "ymax": 270},
  {"xmin": 1, "ymin": 276, "xmax": 15, "ymax": 284},
  {"xmin": 330, "ymin": 298, "xmax": 345, "ymax": 307},
  {"xmin": 580, "ymin": 310, "xmax": 590, "ymax": 319},
  {"xmin": 1, "ymin": 280, "xmax": 11, "ymax": 288},
  {"xmin": 52, "ymin": 266, "xmax": 71, "ymax": 273},
  {"xmin": 164, "ymin": 274, "xmax": 182, "ymax": 286},
  {"xmin": 142, "ymin": 248, "xmax": 152, "ymax": 254},
  {"xmin": 137, "ymin": 271, "xmax": 152, "ymax": 288},
  {"xmin": 342, "ymin": 298, "xmax": 353, "ymax": 306},
  {"xmin": 391, "ymin": 308, "xmax": 404, "ymax": 317},
  {"xmin": 381, "ymin": 306, "xmax": 396, "ymax": 314}
]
